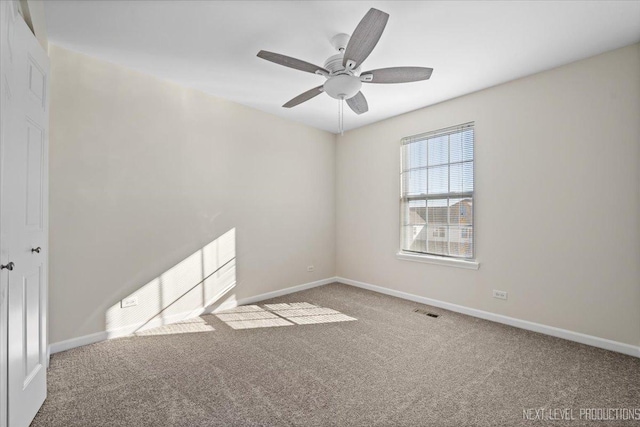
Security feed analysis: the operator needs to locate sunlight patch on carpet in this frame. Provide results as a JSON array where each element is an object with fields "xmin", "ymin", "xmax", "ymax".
[
  {"xmin": 135, "ymin": 317, "xmax": 215, "ymax": 336},
  {"xmin": 215, "ymin": 302, "xmax": 356, "ymax": 330}
]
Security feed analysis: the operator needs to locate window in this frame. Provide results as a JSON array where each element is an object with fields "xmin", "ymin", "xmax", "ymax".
[
  {"xmin": 400, "ymin": 123, "xmax": 474, "ymax": 259},
  {"xmin": 432, "ymin": 227, "xmax": 446, "ymax": 238},
  {"xmin": 461, "ymin": 228, "xmax": 472, "ymax": 239}
]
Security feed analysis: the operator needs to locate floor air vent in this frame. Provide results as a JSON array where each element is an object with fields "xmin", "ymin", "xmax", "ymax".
[{"xmin": 414, "ymin": 308, "xmax": 439, "ymax": 318}]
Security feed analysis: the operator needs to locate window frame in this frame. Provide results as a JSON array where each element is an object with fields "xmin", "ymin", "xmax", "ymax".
[{"xmin": 398, "ymin": 122, "xmax": 478, "ymax": 268}]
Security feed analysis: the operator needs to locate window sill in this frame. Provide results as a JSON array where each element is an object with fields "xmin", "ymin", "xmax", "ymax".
[{"xmin": 396, "ymin": 252, "xmax": 480, "ymax": 270}]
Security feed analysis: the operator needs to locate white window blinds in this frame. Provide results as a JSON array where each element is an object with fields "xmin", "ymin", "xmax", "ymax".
[{"xmin": 400, "ymin": 122, "xmax": 474, "ymax": 259}]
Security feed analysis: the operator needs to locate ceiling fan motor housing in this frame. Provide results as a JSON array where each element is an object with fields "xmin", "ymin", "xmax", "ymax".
[
  {"xmin": 324, "ymin": 54, "xmax": 346, "ymax": 73},
  {"xmin": 323, "ymin": 75, "xmax": 362, "ymax": 100},
  {"xmin": 323, "ymin": 51, "xmax": 361, "ymax": 75}
]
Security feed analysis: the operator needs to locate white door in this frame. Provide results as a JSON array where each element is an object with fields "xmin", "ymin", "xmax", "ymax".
[{"xmin": 0, "ymin": 3, "xmax": 49, "ymax": 427}]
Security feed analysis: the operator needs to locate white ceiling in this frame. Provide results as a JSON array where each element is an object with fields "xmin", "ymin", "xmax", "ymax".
[{"xmin": 44, "ymin": 1, "xmax": 640, "ymax": 134}]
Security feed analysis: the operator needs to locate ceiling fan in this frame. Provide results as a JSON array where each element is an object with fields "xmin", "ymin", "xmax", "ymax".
[{"xmin": 257, "ymin": 8, "xmax": 433, "ymax": 132}]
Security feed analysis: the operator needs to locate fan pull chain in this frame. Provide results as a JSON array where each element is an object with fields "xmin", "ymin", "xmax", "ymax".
[
  {"xmin": 339, "ymin": 97, "xmax": 344, "ymax": 136},
  {"xmin": 338, "ymin": 98, "xmax": 341, "ymax": 135}
]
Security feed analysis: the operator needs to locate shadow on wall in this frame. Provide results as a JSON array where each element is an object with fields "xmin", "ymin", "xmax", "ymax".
[{"xmin": 105, "ymin": 228, "xmax": 238, "ymax": 336}]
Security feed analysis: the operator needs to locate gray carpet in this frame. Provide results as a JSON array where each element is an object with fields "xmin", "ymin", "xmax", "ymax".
[{"xmin": 32, "ymin": 283, "xmax": 640, "ymax": 426}]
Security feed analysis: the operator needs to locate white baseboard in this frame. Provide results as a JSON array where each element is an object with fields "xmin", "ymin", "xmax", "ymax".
[
  {"xmin": 336, "ymin": 277, "xmax": 640, "ymax": 358},
  {"xmin": 48, "ymin": 330, "xmax": 109, "ymax": 355},
  {"xmin": 48, "ymin": 277, "xmax": 335, "ymax": 355},
  {"xmin": 235, "ymin": 277, "xmax": 336, "ymax": 306},
  {"xmin": 199, "ymin": 277, "xmax": 337, "ymax": 315},
  {"xmin": 49, "ymin": 275, "xmax": 639, "ymax": 359}
]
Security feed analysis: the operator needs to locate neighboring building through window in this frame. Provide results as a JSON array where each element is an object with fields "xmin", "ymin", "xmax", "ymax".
[{"xmin": 400, "ymin": 123, "xmax": 474, "ymax": 259}]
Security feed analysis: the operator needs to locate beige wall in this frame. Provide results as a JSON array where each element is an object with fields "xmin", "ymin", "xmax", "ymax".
[
  {"xmin": 49, "ymin": 45, "xmax": 336, "ymax": 343},
  {"xmin": 50, "ymin": 41, "xmax": 640, "ymax": 348},
  {"xmin": 336, "ymin": 43, "xmax": 640, "ymax": 347}
]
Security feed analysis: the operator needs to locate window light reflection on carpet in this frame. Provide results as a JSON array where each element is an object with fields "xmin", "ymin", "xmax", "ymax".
[{"xmin": 215, "ymin": 302, "xmax": 356, "ymax": 330}]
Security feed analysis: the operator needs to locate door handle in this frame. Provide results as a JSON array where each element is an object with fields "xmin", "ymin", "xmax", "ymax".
[
  {"xmin": 31, "ymin": 247, "xmax": 41, "ymax": 253},
  {"xmin": 1, "ymin": 262, "xmax": 14, "ymax": 271}
]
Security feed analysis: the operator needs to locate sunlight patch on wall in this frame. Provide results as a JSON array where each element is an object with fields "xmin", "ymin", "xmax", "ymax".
[{"xmin": 106, "ymin": 228, "xmax": 236, "ymax": 336}]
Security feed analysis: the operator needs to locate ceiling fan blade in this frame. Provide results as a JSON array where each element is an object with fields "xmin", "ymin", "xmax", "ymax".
[
  {"xmin": 283, "ymin": 86, "xmax": 324, "ymax": 108},
  {"xmin": 342, "ymin": 8, "xmax": 389, "ymax": 69},
  {"xmin": 346, "ymin": 91, "xmax": 368, "ymax": 115},
  {"xmin": 360, "ymin": 67, "xmax": 433, "ymax": 84},
  {"xmin": 258, "ymin": 50, "xmax": 328, "ymax": 75}
]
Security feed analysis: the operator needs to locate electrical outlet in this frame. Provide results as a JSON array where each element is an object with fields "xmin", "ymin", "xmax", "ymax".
[
  {"xmin": 493, "ymin": 290, "xmax": 508, "ymax": 300},
  {"xmin": 307, "ymin": 265, "xmax": 315, "ymax": 272},
  {"xmin": 121, "ymin": 296, "xmax": 138, "ymax": 308}
]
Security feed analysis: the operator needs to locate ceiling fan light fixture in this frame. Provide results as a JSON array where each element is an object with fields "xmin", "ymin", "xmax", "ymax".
[{"xmin": 323, "ymin": 75, "xmax": 362, "ymax": 100}]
